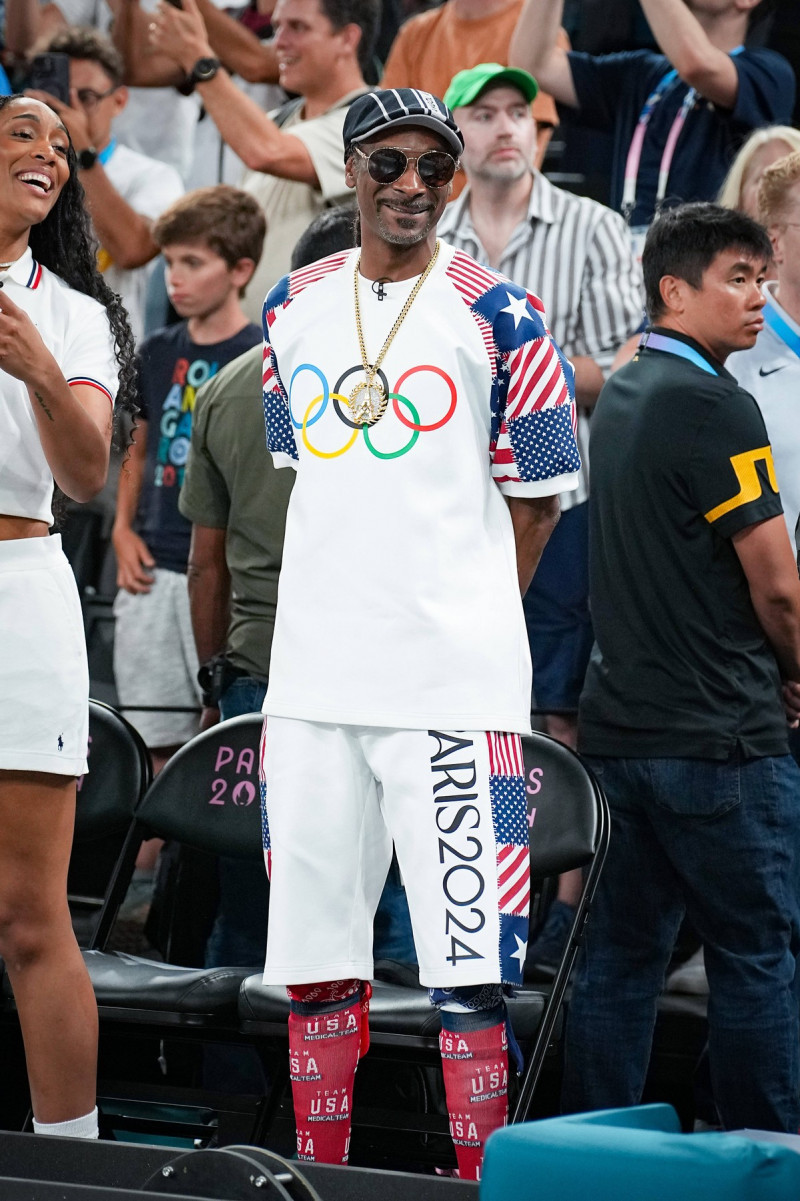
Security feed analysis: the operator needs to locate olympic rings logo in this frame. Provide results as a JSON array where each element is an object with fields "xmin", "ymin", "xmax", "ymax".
[{"xmin": 287, "ymin": 362, "xmax": 457, "ymax": 460}]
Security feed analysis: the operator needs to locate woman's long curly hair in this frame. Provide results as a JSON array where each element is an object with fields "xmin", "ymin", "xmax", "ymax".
[{"xmin": 0, "ymin": 95, "xmax": 138, "ymax": 435}]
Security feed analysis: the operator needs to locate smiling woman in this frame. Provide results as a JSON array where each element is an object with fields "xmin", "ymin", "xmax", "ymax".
[{"xmin": 0, "ymin": 94, "xmax": 136, "ymax": 1140}]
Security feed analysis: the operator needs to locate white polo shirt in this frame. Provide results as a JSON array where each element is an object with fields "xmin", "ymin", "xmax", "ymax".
[
  {"xmin": 729, "ymin": 281, "xmax": 800, "ymax": 545},
  {"xmin": 0, "ymin": 247, "xmax": 119, "ymax": 525}
]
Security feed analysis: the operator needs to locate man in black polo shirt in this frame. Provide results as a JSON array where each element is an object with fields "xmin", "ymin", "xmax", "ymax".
[{"xmin": 563, "ymin": 203, "xmax": 800, "ymax": 1132}]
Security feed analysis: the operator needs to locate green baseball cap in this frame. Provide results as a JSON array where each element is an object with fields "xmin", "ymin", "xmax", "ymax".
[{"xmin": 444, "ymin": 62, "xmax": 539, "ymax": 111}]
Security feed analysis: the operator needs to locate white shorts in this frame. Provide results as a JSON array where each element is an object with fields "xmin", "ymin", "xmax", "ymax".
[
  {"xmin": 0, "ymin": 534, "xmax": 89, "ymax": 776},
  {"xmin": 113, "ymin": 569, "xmax": 201, "ymax": 749},
  {"xmin": 259, "ymin": 718, "xmax": 531, "ymax": 990}
]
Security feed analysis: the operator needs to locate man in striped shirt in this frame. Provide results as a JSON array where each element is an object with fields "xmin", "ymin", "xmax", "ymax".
[{"xmin": 440, "ymin": 61, "xmax": 642, "ymax": 970}]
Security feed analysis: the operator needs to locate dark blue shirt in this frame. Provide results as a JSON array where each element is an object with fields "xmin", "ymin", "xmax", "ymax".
[
  {"xmin": 136, "ymin": 321, "xmax": 261, "ymax": 572},
  {"xmin": 568, "ymin": 46, "xmax": 795, "ymax": 227}
]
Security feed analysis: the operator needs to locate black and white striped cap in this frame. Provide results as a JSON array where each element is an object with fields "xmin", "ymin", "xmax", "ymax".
[{"xmin": 343, "ymin": 88, "xmax": 464, "ymax": 161}]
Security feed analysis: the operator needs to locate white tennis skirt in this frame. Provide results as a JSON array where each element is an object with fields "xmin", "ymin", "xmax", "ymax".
[{"xmin": 0, "ymin": 534, "xmax": 89, "ymax": 776}]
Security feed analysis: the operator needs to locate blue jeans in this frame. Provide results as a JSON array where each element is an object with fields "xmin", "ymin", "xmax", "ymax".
[
  {"xmin": 562, "ymin": 753, "xmax": 800, "ymax": 1132},
  {"xmin": 523, "ymin": 501, "xmax": 592, "ymax": 709}
]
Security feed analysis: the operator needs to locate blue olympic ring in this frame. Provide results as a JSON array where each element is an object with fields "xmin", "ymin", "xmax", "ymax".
[{"xmin": 288, "ymin": 362, "xmax": 328, "ymax": 430}]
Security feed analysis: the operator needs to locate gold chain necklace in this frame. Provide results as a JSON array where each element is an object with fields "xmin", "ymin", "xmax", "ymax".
[{"xmin": 349, "ymin": 240, "xmax": 441, "ymax": 426}]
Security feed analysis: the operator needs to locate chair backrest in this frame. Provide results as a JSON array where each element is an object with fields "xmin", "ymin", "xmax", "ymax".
[
  {"xmin": 521, "ymin": 730, "xmax": 604, "ymax": 878},
  {"xmin": 69, "ymin": 700, "xmax": 153, "ymax": 946},
  {"xmin": 134, "ymin": 714, "xmax": 264, "ymax": 861},
  {"xmin": 511, "ymin": 732, "xmax": 610, "ymax": 1122},
  {"xmin": 75, "ymin": 700, "xmax": 153, "ymax": 840}
]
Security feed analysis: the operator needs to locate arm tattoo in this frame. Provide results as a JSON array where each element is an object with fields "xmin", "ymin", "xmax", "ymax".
[{"xmin": 34, "ymin": 391, "xmax": 55, "ymax": 422}]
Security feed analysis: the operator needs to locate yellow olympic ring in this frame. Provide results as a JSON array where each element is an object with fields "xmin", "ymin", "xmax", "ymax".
[{"xmin": 302, "ymin": 394, "xmax": 359, "ymax": 459}]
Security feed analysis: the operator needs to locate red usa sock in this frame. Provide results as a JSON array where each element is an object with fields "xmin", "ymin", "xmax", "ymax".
[
  {"xmin": 439, "ymin": 1014, "xmax": 509, "ymax": 1181},
  {"xmin": 287, "ymin": 980, "xmax": 368, "ymax": 1164}
]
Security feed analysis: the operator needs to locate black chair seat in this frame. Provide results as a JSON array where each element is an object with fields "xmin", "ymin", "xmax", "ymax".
[
  {"xmin": 238, "ymin": 976, "xmax": 547, "ymax": 1046},
  {"xmin": 83, "ymin": 950, "xmax": 251, "ymax": 1021}
]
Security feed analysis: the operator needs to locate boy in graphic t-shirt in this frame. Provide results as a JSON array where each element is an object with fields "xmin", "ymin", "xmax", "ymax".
[{"xmin": 112, "ymin": 186, "xmax": 265, "ymax": 772}]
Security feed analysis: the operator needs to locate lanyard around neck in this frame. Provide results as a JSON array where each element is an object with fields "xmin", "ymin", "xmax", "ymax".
[
  {"xmin": 98, "ymin": 138, "xmax": 117, "ymax": 166},
  {"xmin": 622, "ymin": 47, "xmax": 743, "ymax": 223},
  {"xmin": 640, "ymin": 330, "xmax": 721, "ymax": 375},
  {"xmin": 763, "ymin": 293, "xmax": 800, "ymax": 361}
]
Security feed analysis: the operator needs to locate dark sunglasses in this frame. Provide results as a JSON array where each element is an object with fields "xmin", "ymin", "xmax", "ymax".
[{"xmin": 352, "ymin": 144, "xmax": 458, "ymax": 188}]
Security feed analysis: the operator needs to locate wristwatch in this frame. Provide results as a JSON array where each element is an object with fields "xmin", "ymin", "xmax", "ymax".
[
  {"xmin": 188, "ymin": 56, "xmax": 221, "ymax": 85},
  {"xmin": 77, "ymin": 146, "xmax": 99, "ymax": 170}
]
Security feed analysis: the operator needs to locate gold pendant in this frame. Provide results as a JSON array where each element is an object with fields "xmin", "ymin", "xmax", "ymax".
[{"xmin": 348, "ymin": 377, "xmax": 387, "ymax": 426}]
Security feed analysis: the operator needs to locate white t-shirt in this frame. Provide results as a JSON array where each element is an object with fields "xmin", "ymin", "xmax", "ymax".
[
  {"xmin": 261, "ymin": 241, "xmax": 580, "ymax": 733},
  {"xmin": 101, "ymin": 141, "xmax": 184, "ymax": 342},
  {"xmin": 0, "ymin": 248, "xmax": 119, "ymax": 525},
  {"xmin": 729, "ymin": 281, "xmax": 800, "ymax": 546}
]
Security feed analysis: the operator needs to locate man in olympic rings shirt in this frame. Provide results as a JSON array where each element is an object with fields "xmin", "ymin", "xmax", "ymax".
[{"xmin": 258, "ymin": 88, "xmax": 580, "ymax": 1179}]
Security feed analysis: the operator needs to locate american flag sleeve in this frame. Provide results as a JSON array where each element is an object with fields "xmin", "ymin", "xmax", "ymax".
[
  {"xmin": 490, "ymin": 286, "xmax": 581, "ymax": 496},
  {"xmin": 262, "ymin": 278, "xmax": 299, "ymax": 469}
]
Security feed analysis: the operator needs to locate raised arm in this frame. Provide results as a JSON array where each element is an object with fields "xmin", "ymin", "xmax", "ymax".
[
  {"xmin": 26, "ymin": 87, "xmax": 162, "ymax": 269},
  {"xmin": 4, "ymin": 0, "xmax": 66, "ymax": 55},
  {"xmin": 106, "ymin": 0, "xmax": 186, "ymax": 88},
  {"xmin": 109, "ymin": 0, "xmax": 278, "ymax": 87},
  {"xmin": 637, "ymin": 0, "xmax": 741, "ymax": 109},
  {"xmin": 508, "ymin": 0, "xmax": 578, "ymax": 109},
  {"xmin": 193, "ymin": 0, "xmax": 279, "ymax": 85},
  {"xmin": 74, "ymin": 161, "xmax": 161, "ymax": 268},
  {"xmin": 150, "ymin": 0, "xmax": 319, "ymax": 181}
]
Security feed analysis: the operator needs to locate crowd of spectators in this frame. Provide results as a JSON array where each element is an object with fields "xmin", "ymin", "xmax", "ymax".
[{"xmin": 2, "ymin": 0, "xmax": 800, "ymax": 1148}]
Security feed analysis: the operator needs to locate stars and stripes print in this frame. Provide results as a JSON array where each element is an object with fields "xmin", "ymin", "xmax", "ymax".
[
  {"xmin": 261, "ymin": 252, "xmax": 353, "ymax": 463},
  {"xmin": 486, "ymin": 731, "xmax": 530, "ymax": 985},
  {"xmin": 445, "ymin": 250, "xmax": 580, "ymax": 492}
]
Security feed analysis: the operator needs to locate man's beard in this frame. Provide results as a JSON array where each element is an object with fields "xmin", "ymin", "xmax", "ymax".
[{"xmin": 376, "ymin": 205, "xmax": 438, "ymax": 246}]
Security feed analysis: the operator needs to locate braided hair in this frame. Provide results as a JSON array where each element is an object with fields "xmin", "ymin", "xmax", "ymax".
[{"xmin": 0, "ymin": 95, "xmax": 138, "ymax": 435}]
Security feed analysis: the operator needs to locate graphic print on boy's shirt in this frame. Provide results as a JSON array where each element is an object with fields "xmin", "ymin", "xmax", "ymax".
[{"xmin": 154, "ymin": 352, "xmax": 218, "ymax": 492}]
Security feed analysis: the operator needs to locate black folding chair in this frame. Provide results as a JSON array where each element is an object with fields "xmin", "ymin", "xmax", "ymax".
[
  {"xmin": 238, "ymin": 730, "xmax": 610, "ymax": 1168},
  {"xmin": 69, "ymin": 700, "xmax": 153, "ymax": 947},
  {"xmin": 0, "ymin": 700, "xmax": 151, "ymax": 959},
  {"xmin": 78, "ymin": 713, "xmax": 268, "ymax": 1145}
]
